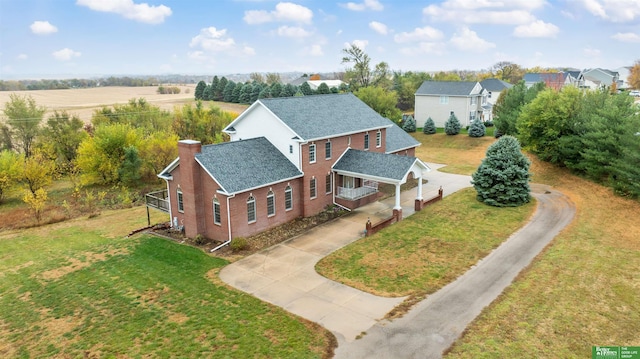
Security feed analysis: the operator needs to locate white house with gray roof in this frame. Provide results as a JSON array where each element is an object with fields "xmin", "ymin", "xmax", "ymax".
[
  {"xmin": 158, "ymin": 93, "xmax": 429, "ymax": 244},
  {"xmin": 414, "ymin": 81, "xmax": 487, "ymax": 129}
]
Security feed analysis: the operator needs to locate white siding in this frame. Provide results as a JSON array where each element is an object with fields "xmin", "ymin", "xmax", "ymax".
[
  {"xmin": 414, "ymin": 95, "xmax": 475, "ymax": 128},
  {"xmin": 228, "ymin": 104, "xmax": 301, "ymax": 169}
]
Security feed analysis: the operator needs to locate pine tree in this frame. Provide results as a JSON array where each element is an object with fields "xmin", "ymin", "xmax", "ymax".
[
  {"xmin": 402, "ymin": 115, "xmax": 416, "ymax": 132},
  {"xmin": 194, "ymin": 81, "xmax": 206, "ymax": 100},
  {"xmin": 215, "ymin": 77, "xmax": 228, "ymax": 101},
  {"xmin": 223, "ymin": 81, "xmax": 236, "ymax": 102},
  {"xmin": 202, "ymin": 85, "xmax": 213, "ymax": 101},
  {"xmin": 468, "ymin": 119, "xmax": 486, "ymax": 137},
  {"xmin": 471, "ymin": 135, "xmax": 531, "ymax": 207},
  {"xmin": 300, "ymin": 82, "xmax": 314, "ymax": 95},
  {"xmin": 444, "ymin": 112, "xmax": 461, "ymax": 135},
  {"xmin": 423, "ymin": 117, "xmax": 436, "ymax": 134},
  {"xmin": 118, "ymin": 146, "xmax": 142, "ymax": 186}
]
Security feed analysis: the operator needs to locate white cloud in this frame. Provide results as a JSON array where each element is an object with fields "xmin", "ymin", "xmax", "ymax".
[
  {"xmin": 612, "ymin": 32, "xmax": 640, "ymax": 43},
  {"xmin": 337, "ymin": 29, "xmax": 343, "ymax": 35},
  {"xmin": 277, "ymin": 25, "xmax": 312, "ymax": 38},
  {"xmin": 190, "ymin": 27, "xmax": 236, "ymax": 52},
  {"xmin": 243, "ymin": 2, "xmax": 313, "ymax": 24},
  {"xmin": 17, "ymin": 54, "xmax": 28, "ymax": 60},
  {"xmin": 583, "ymin": 46, "xmax": 601, "ymax": 57},
  {"xmin": 309, "ymin": 44, "xmax": 324, "ymax": 56},
  {"xmin": 30, "ymin": 21, "xmax": 58, "ymax": 35},
  {"xmin": 243, "ymin": 46, "xmax": 256, "ymax": 56},
  {"xmin": 423, "ymin": 0, "xmax": 545, "ymax": 25},
  {"xmin": 450, "ymin": 27, "xmax": 496, "ymax": 52},
  {"xmin": 513, "ymin": 20, "xmax": 559, "ymax": 38},
  {"xmin": 76, "ymin": 0, "xmax": 172, "ymax": 24},
  {"xmin": 575, "ymin": 0, "xmax": 640, "ymax": 22},
  {"xmin": 52, "ymin": 48, "xmax": 81, "ymax": 61},
  {"xmin": 394, "ymin": 26, "xmax": 444, "ymax": 43},
  {"xmin": 340, "ymin": 0, "xmax": 383, "ymax": 11},
  {"xmin": 369, "ymin": 21, "xmax": 388, "ymax": 35},
  {"xmin": 345, "ymin": 39, "xmax": 369, "ymax": 51}
]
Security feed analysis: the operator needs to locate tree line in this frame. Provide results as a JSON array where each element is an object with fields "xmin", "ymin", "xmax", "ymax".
[
  {"xmin": 0, "ymin": 94, "xmax": 236, "ymax": 221},
  {"xmin": 0, "ymin": 76, "xmax": 165, "ymax": 91},
  {"xmin": 493, "ymin": 81, "xmax": 640, "ymax": 198}
]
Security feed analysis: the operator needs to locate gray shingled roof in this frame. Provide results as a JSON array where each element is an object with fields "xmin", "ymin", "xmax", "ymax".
[
  {"xmin": 195, "ymin": 137, "xmax": 302, "ymax": 194},
  {"xmin": 332, "ymin": 149, "xmax": 420, "ymax": 182},
  {"xmin": 385, "ymin": 120, "xmax": 420, "ymax": 154},
  {"xmin": 258, "ymin": 93, "xmax": 392, "ymax": 141},
  {"xmin": 480, "ymin": 78, "xmax": 513, "ymax": 92},
  {"xmin": 415, "ymin": 81, "xmax": 479, "ymax": 96}
]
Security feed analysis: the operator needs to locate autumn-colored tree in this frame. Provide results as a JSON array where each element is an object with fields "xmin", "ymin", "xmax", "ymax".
[
  {"xmin": 628, "ymin": 59, "xmax": 640, "ymax": 89},
  {"xmin": 22, "ymin": 151, "xmax": 55, "ymax": 195},
  {"xmin": 23, "ymin": 188, "xmax": 48, "ymax": 224},
  {"xmin": 2, "ymin": 94, "xmax": 45, "ymax": 157},
  {"xmin": 139, "ymin": 131, "xmax": 179, "ymax": 179},
  {"xmin": 492, "ymin": 61, "xmax": 525, "ymax": 84},
  {"xmin": 0, "ymin": 150, "xmax": 23, "ymax": 203},
  {"xmin": 309, "ymin": 74, "xmax": 321, "ymax": 81}
]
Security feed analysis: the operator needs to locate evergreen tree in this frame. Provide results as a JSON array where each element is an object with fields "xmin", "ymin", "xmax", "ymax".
[
  {"xmin": 250, "ymin": 83, "xmax": 262, "ymax": 102},
  {"xmin": 215, "ymin": 77, "xmax": 228, "ymax": 101},
  {"xmin": 300, "ymin": 82, "xmax": 314, "ymax": 95},
  {"xmin": 280, "ymin": 83, "xmax": 296, "ymax": 97},
  {"xmin": 444, "ymin": 112, "xmax": 461, "ymax": 135},
  {"xmin": 468, "ymin": 119, "xmax": 486, "ymax": 137},
  {"xmin": 239, "ymin": 83, "xmax": 252, "ymax": 103},
  {"xmin": 223, "ymin": 81, "xmax": 236, "ymax": 102},
  {"xmin": 202, "ymin": 85, "xmax": 213, "ymax": 101},
  {"xmin": 118, "ymin": 145, "xmax": 142, "ymax": 186},
  {"xmin": 316, "ymin": 82, "xmax": 331, "ymax": 94},
  {"xmin": 194, "ymin": 81, "xmax": 206, "ymax": 100},
  {"xmin": 258, "ymin": 87, "xmax": 271, "ymax": 99},
  {"xmin": 270, "ymin": 83, "xmax": 282, "ymax": 98},
  {"xmin": 231, "ymin": 83, "xmax": 243, "ymax": 103},
  {"xmin": 402, "ymin": 115, "xmax": 416, "ymax": 132},
  {"xmin": 423, "ymin": 117, "xmax": 436, "ymax": 134},
  {"xmin": 211, "ymin": 76, "xmax": 219, "ymax": 95},
  {"xmin": 471, "ymin": 135, "xmax": 531, "ymax": 207}
]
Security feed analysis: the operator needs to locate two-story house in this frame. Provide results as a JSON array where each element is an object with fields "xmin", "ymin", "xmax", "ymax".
[
  {"xmin": 414, "ymin": 81, "xmax": 486, "ymax": 129},
  {"xmin": 158, "ymin": 93, "xmax": 430, "ymax": 244}
]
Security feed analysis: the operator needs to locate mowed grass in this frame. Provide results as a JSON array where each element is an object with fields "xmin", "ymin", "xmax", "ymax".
[
  {"xmin": 445, "ymin": 158, "xmax": 640, "ymax": 358},
  {"xmin": 0, "ymin": 208, "xmax": 332, "ymax": 358},
  {"xmin": 316, "ymin": 188, "xmax": 536, "ymax": 297},
  {"xmin": 412, "ymin": 131, "xmax": 497, "ymax": 175}
]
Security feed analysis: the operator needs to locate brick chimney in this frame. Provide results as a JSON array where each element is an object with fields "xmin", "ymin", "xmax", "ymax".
[{"xmin": 178, "ymin": 140, "xmax": 204, "ymax": 238}]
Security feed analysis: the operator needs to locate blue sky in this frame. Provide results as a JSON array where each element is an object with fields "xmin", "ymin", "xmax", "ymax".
[{"xmin": 1, "ymin": 0, "xmax": 639, "ymax": 79}]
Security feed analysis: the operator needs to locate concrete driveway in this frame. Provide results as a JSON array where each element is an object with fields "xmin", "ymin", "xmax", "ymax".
[{"xmin": 219, "ymin": 164, "xmax": 472, "ymax": 343}]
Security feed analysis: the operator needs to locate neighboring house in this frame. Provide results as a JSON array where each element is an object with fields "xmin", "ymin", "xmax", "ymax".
[
  {"xmin": 414, "ymin": 81, "xmax": 487, "ymax": 128},
  {"xmin": 158, "ymin": 93, "xmax": 429, "ymax": 243},
  {"xmin": 615, "ymin": 67, "xmax": 632, "ymax": 90},
  {"xmin": 307, "ymin": 80, "xmax": 345, "ymax": 90},
  {"xmin": 479, "ymin": 78, "xmax": 513, "ymax": 122},
  {"xmin": 523, "ymin": 72, "xmax": 573, "ymax": 90},
  {"xmin": 578, "ymin": 68, "xmax": 620, "ymax": 90}
]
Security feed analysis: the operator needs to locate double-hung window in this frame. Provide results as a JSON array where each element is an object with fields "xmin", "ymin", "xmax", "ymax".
[
  {"xmin": 325, "ymin": 141, "xmax": 331, "ymax": 160},
  {"xmin": 285, "ymin": 186, "xmax": 293, "ymax": 211},
  {"xmin": 213, "ymin": 198, "xmax": 221, "ymax": 225},
  {"xmin": 310, "ymin": 177, "xmax": 317, "ymax": 199},
  {"xmin": 364, "ymin": 133, "xmax": 369, "ymax": 150},
  {"xmin": 325, "ymin": 174, "xmax": 332, "ymax": 194},
  {"xmin": 309, "ymin": 144, "xmax": 316, "ymax": 163},
  {"xmin": 376, "ymin": 130, "xmax": 382, "ymax": 148},
  {"xmin": 267, "ymin": 191, "xmax": 275, "ymax": 217},
  {"xmin": 247, "ymin": 195, "xmax": 256, "ymax": 223},
  {"xmin": 177, "ymin": 188, "xmax": 184, "ymax": 213},
  {"xmin": 440, "ymin": 96, "xmax": 449, "ymax": 104}
]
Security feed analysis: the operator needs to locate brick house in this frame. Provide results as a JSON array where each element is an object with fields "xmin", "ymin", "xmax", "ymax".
[{"xmin": 158, "ymin": 93, "xmax": 430, "ymax": 245}]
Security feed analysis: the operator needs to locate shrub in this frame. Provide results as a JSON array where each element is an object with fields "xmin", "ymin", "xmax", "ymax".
[
  {"xmin": 444, "ymin": 112, "xmax": 461, "ymax": 135},
  {"xmin": 402, "ymin": 115, "xmax": 416, "ymax": 132},
  {"xmin": 194, "ymin": 234, "xmax": 208, "ymax": 245},
  {"xmin": 423, "ymin": 117, "xmax": 436, "ymax": 134},
  {"xmin": 471, "ymin": 135, "xmax": 531, "ymax": 207},
  {"xmin": 468, "ymin": 119, "xmax": 486, "ymax": 137},
  {"xmin": 484, "ymin": 120, "xmax": 494, "ymax": 127},
  {"xmin": 231, "ymin": 237, "xmax": 248, "ymax": 252}
]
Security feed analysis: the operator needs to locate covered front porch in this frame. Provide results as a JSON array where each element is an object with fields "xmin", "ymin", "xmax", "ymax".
[{"xmin": 332, "ymin": 149, "xmax": 431, "ymax": 219}]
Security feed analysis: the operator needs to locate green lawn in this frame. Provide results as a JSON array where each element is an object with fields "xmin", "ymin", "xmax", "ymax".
[
  {"xmin": 316, "ymin": 188, "xmax": 536, "ymax": 298},
  {"xmin": 0, "ymin": 215, "xmax": 332, "ymax": 358}
]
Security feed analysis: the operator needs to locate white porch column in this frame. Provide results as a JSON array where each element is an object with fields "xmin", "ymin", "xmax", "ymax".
[
  {"xmin": 416, "ymin": 172, "xmax": 423, "ymax": 201},
  {"xmin": 394, "ymin": 183, "xmax": 402, "ymax": 210}
]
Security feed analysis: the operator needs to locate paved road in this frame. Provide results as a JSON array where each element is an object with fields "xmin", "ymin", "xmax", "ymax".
[{"xmin": 333, "ymin": 184, "xmax": 576, "ymax": 358}]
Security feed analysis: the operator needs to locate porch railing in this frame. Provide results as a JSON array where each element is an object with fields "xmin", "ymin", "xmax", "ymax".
[
  {"xmin": 337, "ymin": 180, "xmax": 378, "ymax": 200},
  {"xmin": 145, "ymin": 189, "xmax": 170, "ymax": 213}
]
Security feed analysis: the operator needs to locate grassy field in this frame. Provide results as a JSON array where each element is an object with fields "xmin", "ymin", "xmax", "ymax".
[
  {"xmin": 0, "ymin": 207, "xmax": 333, "ymax": 358},
  {"xmin": 316, "ymin": 188, "xmax": 536, "ymax": 298},
  {"xmin": 445, "ymin": 158, "xmax": 640, "ymax": 358},
  {"xmin": 412, "ymin": 131, "xmax": 497, "ymax": 175},
  {"xmin": 0, "ymin": 86, "xmax": 249, "ymax": 123}
]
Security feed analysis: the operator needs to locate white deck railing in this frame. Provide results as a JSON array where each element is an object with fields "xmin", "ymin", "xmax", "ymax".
[{"xmin": 337, "ymin": 180, "xmax": 378, "ymax": 200}]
